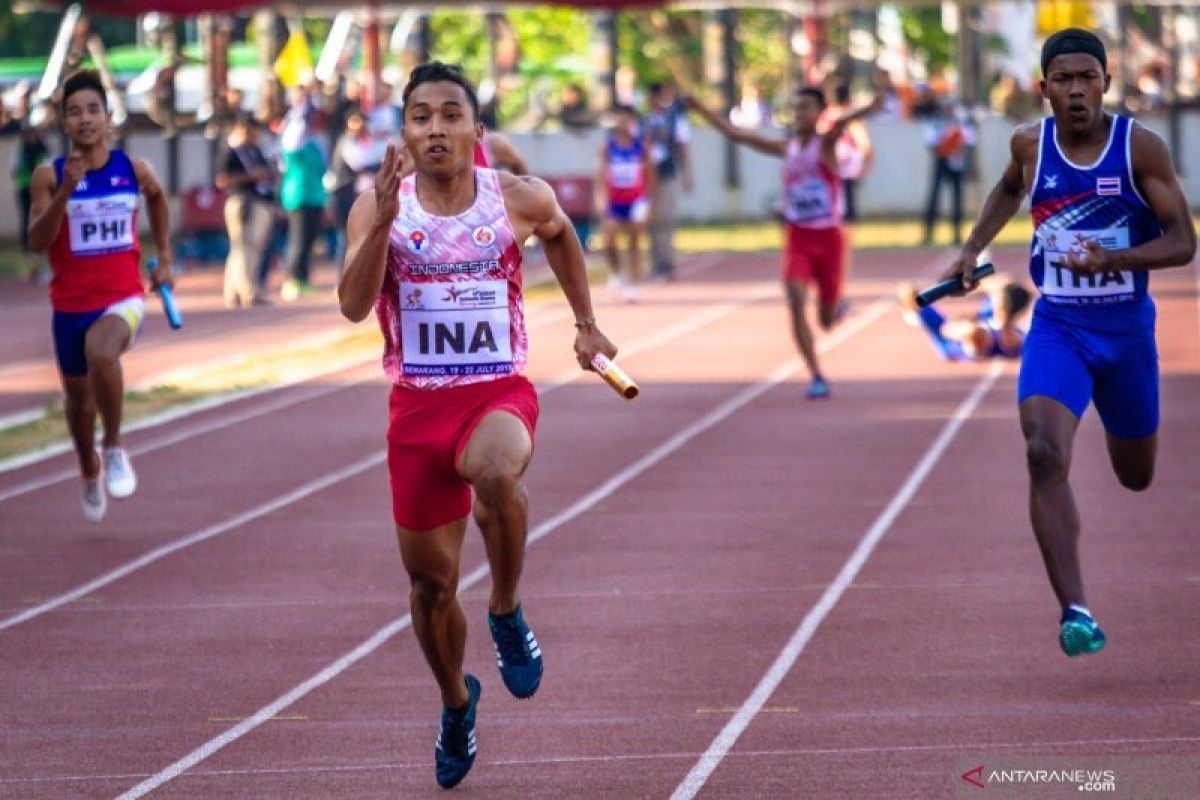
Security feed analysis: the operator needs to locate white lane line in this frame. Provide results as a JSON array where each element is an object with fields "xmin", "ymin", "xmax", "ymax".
[
  {"xmin": 0, "ymin": 255, "xmax": 728, "ymax": 479},
  {"xmin": 0, "ymin": 292, "xmax": 599, "ymax": 492},
  {"xmin": 669, "ymin": 360, "xmax": 1004, "ymax": 800},
  {"xmin": 112, "ymin": 282, "xmax": 905, "ymax": 798},
  {"xmin": 8, "ymin": 734, "xmax": 1200, "ymax": 786},
  {"xmin": 0, "ymin": 454, "xmax": 386, "ymax": 633},
  {"xmin": 0, "ymin": 378, "xmax": 365, "ymax": 504},
  {"xmin": 0, "ymin": 407, "xmax": 45, "ymax": 431},
  {"xmin": 0, "ymin": 276, "xmax": 778, "ymax": 629},
  {"xmin": 112, "ymin": 356, "xmax": 807, "ymax": 800}
]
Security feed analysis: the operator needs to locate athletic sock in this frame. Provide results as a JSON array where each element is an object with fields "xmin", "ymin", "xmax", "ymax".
[{"xmin": 1067, "ymin": 603, "xmax": 1093, "ymax": 619}]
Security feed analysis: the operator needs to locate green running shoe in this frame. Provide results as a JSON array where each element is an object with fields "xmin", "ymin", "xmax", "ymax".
[{"xmin": 1059, "ymin": 608, "xmax": 1106, "ymax": 657}]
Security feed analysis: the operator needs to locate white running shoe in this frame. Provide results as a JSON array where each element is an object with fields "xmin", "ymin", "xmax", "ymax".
[
  {"xmin": 81, "ymin": 478, "xmax": 107, "ymax": 523},
  {"xmin": 103, "ymin": 447, "xmax": 137, "ymax": 499}
]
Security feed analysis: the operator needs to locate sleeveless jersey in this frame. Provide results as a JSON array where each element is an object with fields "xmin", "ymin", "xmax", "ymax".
[
  {"xmin": 376, "ymin": 167, "xmax": 528, "ymax": 390},
  {"xmin": 1029, "ymin": 115, "xmax": 1160, "ymax": 328},
  {"xmin": 782, "ymin": 135, "xmax": 841, "ymax": 229},
  {"xmin": 48, "ymin": 149, "xmax": 144, "ymax": 312},
  {"xmin": 605, "ymin": 135, "xmax": 647, "ymax": 205}
]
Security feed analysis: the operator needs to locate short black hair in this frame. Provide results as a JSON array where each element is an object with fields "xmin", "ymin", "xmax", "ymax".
[
  {"xmin": 797, "ymin": 87, "xmax": 826, "ymax": 109},
  {"xmin": 402, "ymin": 62, "xmax": 479, "ymax": 121},
  {"xmin": 61, "ymin": 69, "xmax": 107, "ymax": 115},
  {"xmin": 834, "ymin": 84, "xmax": 851, "ymax": 105},
  {"xmin": 612, "ymin": 103, "xmax": 638, "ymax": 117},
  {"xmin": 1041, "ymin": 28, "xmax": 1107, "ymax": 76}
]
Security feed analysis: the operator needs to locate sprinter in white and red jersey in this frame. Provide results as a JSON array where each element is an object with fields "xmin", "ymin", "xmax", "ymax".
[
  {"xmin": 472, "ymin": 130, "xmax": 528, "ymax": 175},
  {"xmin": 338, "ymin": 62, "xmax": 615, "ymax": 791},
  {"xmin": 685, "ymin": 88, "xmax": 879, "ymax": 399},
  {"xmin": 26, "ymin": 70, "xmax": 174, "ymax": 523}
]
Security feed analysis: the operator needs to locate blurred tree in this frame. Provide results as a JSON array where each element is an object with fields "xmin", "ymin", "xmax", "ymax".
[
  {"xmin": 898, "ymin": 7, "xmax": 955, "ymax": 74},
  {"xmin": 0, "ymin": 9, "xmax": 135, "ymax": 59}
]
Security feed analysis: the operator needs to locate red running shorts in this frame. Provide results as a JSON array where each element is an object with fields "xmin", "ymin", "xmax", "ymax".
[
  {"xmin": 386, "ymin": 375, "xmax": 539, "ymax": 531},
  {"xmin": 783, "ymin": 224, "xmax": 845, "ymax": 307}
]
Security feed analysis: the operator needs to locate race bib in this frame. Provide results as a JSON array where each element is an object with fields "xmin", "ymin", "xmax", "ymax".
[
  {"xmin": 609, "ymin": 160, "xmax": 642, "ymax": 190},
  {"xmin": 68, "ymin": 194, "xmax": 138, "ymax": 256},
  {"xmin": 787, "ymin": 178, "xmax": 832, "ymax": 223},
  {"xmin": 1041, "ymin": 227, "xmax": 1135, "ymax": 303},
  {"xmin": 399, "ymin": 279, "xmax": 513, "ymax": 376}
]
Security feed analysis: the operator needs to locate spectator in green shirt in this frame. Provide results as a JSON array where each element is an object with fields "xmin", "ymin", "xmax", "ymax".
[{"xmin": 279, "ymin": 102, "xmax": 328, "ymax": 300}]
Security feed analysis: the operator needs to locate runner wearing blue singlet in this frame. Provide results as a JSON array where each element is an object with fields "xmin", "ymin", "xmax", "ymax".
[
  {"xmin": 942, "ymin": 29, "xmax": 1196, "ymax": 657},
  {"xmin": 898, "ymin": 276, "xmax": 1031, "ymax": 362}
]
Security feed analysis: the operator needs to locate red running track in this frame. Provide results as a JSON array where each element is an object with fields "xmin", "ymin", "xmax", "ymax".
[{"xmin": 0, "ymin": 248, "xmax": 1197, "ymax": 799}]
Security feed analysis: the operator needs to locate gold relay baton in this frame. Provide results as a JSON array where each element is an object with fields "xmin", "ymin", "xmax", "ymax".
[{"xmin": 591, "ymin": 353, "xmax": 640, "ymax": 400}]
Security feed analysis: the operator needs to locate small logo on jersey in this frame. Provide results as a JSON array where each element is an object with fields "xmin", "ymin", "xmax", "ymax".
[
  {"xmin": 404, "ymin": 288, "xmax": 424, "ymax": 308},
  {"xmin": 110, "ymin": 175, "xmax": 131, "ymax": 188},
  {"xmin": 74, "ymin": 180, "xmax": 89, "ymax": 192},
  {"xmin": 443, "ymin": 286, "xmax": 467, "ymax": 303},
  {"xmin": 1096, "ymin": 177, "xmax": 1121, "ymax": 196},
  {"xmin": 472, "ymin": 225, "xmax": 497, "ymax": 249},
  {"xmin": 1042, "ymin": 174, "xmax": 1058, "ymax": 190},
  {"xmin": 408, "ymin": 230, "xmax": 428, "ymax": 253}
]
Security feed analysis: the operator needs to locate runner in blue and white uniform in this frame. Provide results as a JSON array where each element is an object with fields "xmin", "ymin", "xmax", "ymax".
[{"xmin": 942, "ymin": 29, "xmax": 1196, "ymax": 657}]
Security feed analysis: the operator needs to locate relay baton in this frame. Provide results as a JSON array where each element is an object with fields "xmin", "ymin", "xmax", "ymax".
[
  {"xmin": 147, "ymin": 257, "xmax": 183, "ymax": 329},
  {"xmin": 591, "ymin": 353, "xmax": 639, "ymax": 400},
  {"xmin": 915, "ymin": 263, "xmax": 995, "ymax": 308}
]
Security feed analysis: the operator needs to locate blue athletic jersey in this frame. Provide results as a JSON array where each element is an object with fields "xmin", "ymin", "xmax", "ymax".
[{"xmin": 1029, "ymin": 114, "xmax": 1160, "ymax": 329}]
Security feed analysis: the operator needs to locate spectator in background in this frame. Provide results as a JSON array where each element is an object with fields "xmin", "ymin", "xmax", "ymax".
[
  {"xmin": 11, "ymin": 112, "xmax": 52, "ymax": 283},
  {"xmin": 990, "ymin": 72, "xmax": 1041, "ymax": 122},
  {"xmin": 557, "ymin": 83, "xmax": 596, "ymax": 133},
  {"xmin": 368, "ymin": 82, "xmax": 403, "ymax": 138},
  {"xmin": 215, "ymin": 113, "xmax": 276, "ymax": 308},
  {"xmin": 257, "ymin": 75, "xmax": 286, "ymax": 130},
  {"xmin": 822, "ymin": 84, "xmax": 874, "ymax": 223},
  {"xmin": 644, "ymin": 81, "xmax": 692, "ymax": 281},
  {"xmin": 730, "ymin": 80, "xmax": 770, "ymax": 128},
  {"xmin": 921, "ymin": 100, "xmax": 974, "ymax": 246},
  {"xmin": 279, "ymin": 104, "xmax": 328, "ymax": 300},
  {"xmin": 870, "ymin": 66, "xmax": 905, "ymax": 121},
  {"xmin": 327, "ymin": 109, "xmax": 380, "ymax": 269}
]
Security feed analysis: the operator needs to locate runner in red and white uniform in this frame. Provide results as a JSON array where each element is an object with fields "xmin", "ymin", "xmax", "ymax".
[
  {"xmin": 685, "ymin": 88, "xmax": 879, "ymax": 399},
  {"xmin": 473, "ymin": 130, "xmax": 528, "ymax": 174},
  {"xmin": 338, "ymin": 62, "xmax": 616, "ymax": 790},
  {"xmin": 26, "ymin": 70, "xmax": 174, "ymax": 522},
  {"xmin": 596, "ymin": 104, "xmax": 654, "ymax": 301}
]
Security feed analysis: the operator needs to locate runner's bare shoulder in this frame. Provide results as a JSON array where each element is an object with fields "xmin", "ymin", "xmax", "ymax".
[
  {"xmin": 498, "ymin": 171, "xmax": 557, "ymax": 222},
  {"xmin": 1009, "ymin": 121, "xmax": 1041, "ymax": 163}
]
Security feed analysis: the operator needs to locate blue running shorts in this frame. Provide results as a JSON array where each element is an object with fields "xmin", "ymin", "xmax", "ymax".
[
  {"xmin": 52, "ymin": 295, "xmax": 145, "ymax": 377},
  {"xmin": 1017, "ymin": 304, "xmax": 1159, "ymax": 439}
]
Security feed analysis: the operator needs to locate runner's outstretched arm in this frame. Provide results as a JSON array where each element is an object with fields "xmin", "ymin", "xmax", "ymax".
[
  {"xmin": 819, "ymin": 96, "xmax": 882, "ymax": 174},
  {"xmin": 943, "ymin": 124, "xmax": 1038, "ymax": 290},
  {"xmin": 485, "ymin": 132, "xmax": 529, "ymax": 175},
  {"xmin": 339, "ymin": 142, "xmax": 402, "ymax": 322},
  {"xmin": 1065, "ymin": 124, "xmax": 1196, "ymax": 275},
  {"xmin": 681, "ymin": 95, "xmax": 788, "ymax": 158},
  {"xmin": 133, "ymin": 158, "xmax": 174, "ymax": 288}
]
